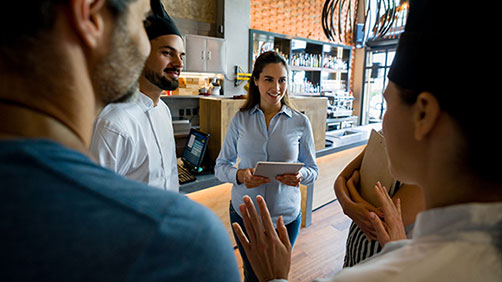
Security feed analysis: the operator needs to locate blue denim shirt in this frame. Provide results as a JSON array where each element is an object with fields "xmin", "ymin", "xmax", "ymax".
[{"xmin": 215, "ymin": 104, "xmax": 319, "ymax": 225}]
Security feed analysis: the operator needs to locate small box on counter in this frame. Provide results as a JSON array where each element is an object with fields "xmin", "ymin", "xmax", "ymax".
[
  {"xmin": 173, "ymin": 88, "xmax": 198, "ymax": 96},
  {"xmin": 178, "ymin": 77, "xmax": 186, "ymax": 88}
]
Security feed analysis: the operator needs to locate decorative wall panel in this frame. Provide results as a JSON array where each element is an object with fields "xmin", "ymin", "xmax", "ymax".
[{"xmin": 251, "ymin": 0, "xmax": 358, "ymax": 45}]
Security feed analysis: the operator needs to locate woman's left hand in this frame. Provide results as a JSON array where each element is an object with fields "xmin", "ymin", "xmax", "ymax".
[
  {"xmin": 276, "ymin": 172, "xmax": 302, "ymax": 186},
  {"xmin": 232, "ymin": 195, "xmax": 291, "ymax": 282},
  {"xmin": 369, "ymin": 182, "xmax": 407, "ymax": 247}
]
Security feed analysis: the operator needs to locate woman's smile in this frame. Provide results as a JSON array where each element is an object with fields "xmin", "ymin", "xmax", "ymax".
[{"xmin": 267, "ymin": 91, "xmax": 281, "ymax": 97}]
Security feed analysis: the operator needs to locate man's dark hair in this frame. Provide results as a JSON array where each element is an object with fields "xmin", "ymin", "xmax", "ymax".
[
  {"xmin": 0, "ymin": 0, "xmax": 137, "ymax": 73},
  {"xmin": 2, "ymin": 0, "xmax": 136, "ymax": 43},
  {"xmin": 0, "ymin": 0, "xmax": 136, "ymax": 68}
]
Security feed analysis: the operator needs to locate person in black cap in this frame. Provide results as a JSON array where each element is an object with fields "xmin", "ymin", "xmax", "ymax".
[
  {"xmin": 230, "ymin": 0, "xmax": 502, "ymax": 281},
  {"xmin": 90, "ymin": 0, "xmax": 185, "ymax": 192}
]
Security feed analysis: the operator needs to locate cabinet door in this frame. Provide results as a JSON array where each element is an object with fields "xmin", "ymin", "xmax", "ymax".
[
  {"xmin": 184, "ymin": 35, "xmax": 206, "ymax": 72},
  {"xmin": 205, "ymin": 38, "xmax": 226, "ymax": 73}
]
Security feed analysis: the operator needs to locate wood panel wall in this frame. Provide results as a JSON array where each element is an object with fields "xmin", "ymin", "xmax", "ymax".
[
  {"xmin": 290, "ymin": 97, "xmax": 327, "ymax": 153},
  {"xmin": 199, "ymin": 98, "xmax": 246, "ymax": 162}
]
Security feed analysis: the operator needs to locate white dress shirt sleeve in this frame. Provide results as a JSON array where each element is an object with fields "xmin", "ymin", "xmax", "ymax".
[{"xmin": 89, "ymin": 123, "xmax": 134, "ymax": 176}]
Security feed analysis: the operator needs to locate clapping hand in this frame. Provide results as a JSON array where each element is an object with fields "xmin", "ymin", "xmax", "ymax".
[{"xmin": 232, "ymin": 196, "xmax": 291, "ymax": 282}]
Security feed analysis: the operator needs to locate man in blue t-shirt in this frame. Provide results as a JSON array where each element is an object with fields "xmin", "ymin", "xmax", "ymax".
[{"xmin": 0, "ymin": 0, "xmax": 240, "ymax": 281}]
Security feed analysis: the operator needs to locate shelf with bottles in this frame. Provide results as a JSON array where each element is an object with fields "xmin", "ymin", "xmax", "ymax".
[
  {"xmin": 249, "ymin": 29, "xmax": 352, "ymax": 93},
  {"xmin": 321, "ymin": 81, "xmax": 347, "ymax": 93},
  {"xmin": 291, "ymin": 79, "xmax": 321, "ymax": 95},
  {"xmin": 321, "ymin": 55, "xmax": 348, "ymax": 72},
  {"xmin": 290, "ymin": 39, "xmax": 323, "ymax": 70},
  {"xmin": 290, "ymin": 53, "xmax": 323, "ymax": 69},
  {"xmin": 251, "ymin": 45, "xmax": 290, "ymax": 68},
  {"xmin": 250, "ymin": 30, "xmax": 291, "ymax": 71},
  {"xmin": 290, "ymin": 65, "xmax": 322, "ymax": 72},
  {"xmin": 291, "ymin": 68, "xmax": 321, "ymax": 96},
  {"xmin": 321, "ymin": 70, "xmax": 348, "ymax": 92},
  {"xmin": 322, "ymin": 44, "xmax": 350, "ymax": 73}
]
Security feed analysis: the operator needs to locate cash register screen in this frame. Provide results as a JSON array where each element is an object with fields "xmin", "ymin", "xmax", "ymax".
[{"xmin": 181, "ymin": 129, "xmax": 209, "ymax": 171}]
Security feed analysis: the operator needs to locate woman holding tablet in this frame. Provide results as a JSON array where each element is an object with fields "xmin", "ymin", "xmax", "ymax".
[{"xmin": 215, "ymin": 51, "xmax": 318, "ymax": 282}]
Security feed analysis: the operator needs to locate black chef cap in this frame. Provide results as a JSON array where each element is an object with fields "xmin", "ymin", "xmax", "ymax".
[{"xmin": 144, "ymin": 0, "xmax": 182, "ymax": 40}]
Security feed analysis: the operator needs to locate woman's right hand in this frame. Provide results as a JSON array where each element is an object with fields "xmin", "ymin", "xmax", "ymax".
[
  {"xmin": 344, "ymin": 170, "xmax": 384, "ymax": 240},
  {"xmin": 237, "ymin": 168, "xmax": 270, "ymax": 189},
  {"xmin": 334, "ymin": 159, "xmax": 383, "ymax": 240}
]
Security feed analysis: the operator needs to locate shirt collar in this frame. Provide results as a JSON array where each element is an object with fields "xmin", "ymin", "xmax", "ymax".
[
  {"xmin": 250, "ymin": 104, "xmax": 293, "ymax": 118},
  {"xmin": 136, "ymin": 91, "xmax": 156, "ymax": 112},
  {"xmin": 413, "ymin": 202, "xmax": 502, "ymax": 243}
]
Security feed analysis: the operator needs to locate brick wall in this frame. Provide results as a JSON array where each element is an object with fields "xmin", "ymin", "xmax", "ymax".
[{"xmin": 250, "ymin": 0, "xmax": 358, "ymax": 45}]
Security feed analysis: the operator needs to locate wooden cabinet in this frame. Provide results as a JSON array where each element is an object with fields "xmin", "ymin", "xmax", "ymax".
[
  {"xmin": 199, "ymin": 97, "xmax": 327, "ymax": 162},
  {"xmin": 199, "ymin": 98, "xmax": 246, "ymax": 162},
  {"xmin": 291, "ymin": 97, "xmax": 327, "ymax": 152}
]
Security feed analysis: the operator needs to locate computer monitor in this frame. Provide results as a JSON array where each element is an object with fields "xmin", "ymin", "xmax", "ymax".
[{"xmin": 181, "ymin": 128, "xmax": 210, "ymax": 173}]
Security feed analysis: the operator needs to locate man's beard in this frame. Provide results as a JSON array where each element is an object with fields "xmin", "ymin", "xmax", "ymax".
[
  {"xmin": 143, "ymin": 65, "xmax": 179, "ymax": 91},
  {"xmin": 92, "ymin": 17, "xmax": 147, "ymax": 105}
]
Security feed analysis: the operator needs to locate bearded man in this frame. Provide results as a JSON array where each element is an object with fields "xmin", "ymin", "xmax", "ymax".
[{"xmin": 90, "ymin": 0, "xmax": 185, "ymax": 191}]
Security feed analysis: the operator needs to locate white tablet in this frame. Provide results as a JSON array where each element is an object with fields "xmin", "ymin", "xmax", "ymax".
[{"xmin": 253, "ymin": 161, "xmax": 304, "ymax": 179}]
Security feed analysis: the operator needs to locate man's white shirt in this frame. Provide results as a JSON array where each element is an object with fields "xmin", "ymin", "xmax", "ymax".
[{"xmin": 90, "ymin": 91, "xmax": 179, "ymax": 192}]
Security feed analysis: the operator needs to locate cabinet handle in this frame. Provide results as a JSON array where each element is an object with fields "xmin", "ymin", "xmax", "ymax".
[
  {"xmin": 207, "ymin": 50, "xmax": 212, "ymax": 60},
  {"xmin": 201, "ymin": 50, "xmax": 205, "ymax": 60}
]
